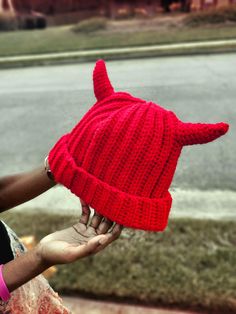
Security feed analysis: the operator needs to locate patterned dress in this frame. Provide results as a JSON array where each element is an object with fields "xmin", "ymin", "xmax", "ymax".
[{"xmin": 0, "ymin": 221, "xmax": 71, "ymax": 314}]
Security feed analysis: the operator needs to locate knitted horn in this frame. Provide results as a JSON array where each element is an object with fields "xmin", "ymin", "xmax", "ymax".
[
  {"xmin": 177, "ymin": 121, "xmax": 229, "ymax": 146},
  {"xmin": 93, "ymin": 60, "xmax": 114, "ymax": 101}
]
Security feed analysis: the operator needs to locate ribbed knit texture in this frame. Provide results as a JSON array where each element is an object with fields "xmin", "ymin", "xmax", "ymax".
[{"xmin": 48, "ymin": 60, "xmax": 229, "ymax": 232}]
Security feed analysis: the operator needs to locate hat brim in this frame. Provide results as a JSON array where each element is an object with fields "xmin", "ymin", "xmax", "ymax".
[{"xmin": 49, "ymin": 135, "xmax": 172, "ymax": 232}]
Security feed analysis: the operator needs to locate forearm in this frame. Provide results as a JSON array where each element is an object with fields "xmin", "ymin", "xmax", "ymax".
[
  {"xmin": 2, "ymin": 247, "xmax": 48, "ymax": 293},
  {"xmin": 0, "ymin": 166, "xmax": 56, "ymax": 212}
]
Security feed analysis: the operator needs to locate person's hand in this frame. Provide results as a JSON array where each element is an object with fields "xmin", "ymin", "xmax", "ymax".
[{"xmin": 37, "ymin": 200, "xmax": 122, "ymax": 267}]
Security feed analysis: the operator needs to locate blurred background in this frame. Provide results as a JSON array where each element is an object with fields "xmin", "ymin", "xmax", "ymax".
[
  {"xmin": 1, "ymin": 0, "xmax": 236, "ymax": 29},
  {"xmin": 0, "ymin": 1, "xmax": 236, "ymax": 314}
]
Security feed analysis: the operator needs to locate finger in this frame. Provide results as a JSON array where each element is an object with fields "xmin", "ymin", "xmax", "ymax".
[
  {"xmin": 96, "ymin": 217, "xmax": 114, "ymax": 235},
  {"xmin": 79, "ymin": 198, "xmax": 91, "ymax": 225},
  {"xmin": 111, "ymin": 224, "xmax": 123, "ymax": 240},
  {"xmin": 93, "ymin": 224, "xmax": 123, "ymax": 254},
  {"xmin": 89, "ymin": 211, "xmax": 103, "ymax": 229},
  {"xmin": 102, "ymin": 224, "xmax": 123, "ymax": 244}
]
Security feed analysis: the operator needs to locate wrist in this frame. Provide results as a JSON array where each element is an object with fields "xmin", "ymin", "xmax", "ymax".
[
  {"xmin": 44, "ymin": 156, "xmax": 55, "ymax": 182},
  {"xmin": 35, "ymin": 243, "xmax": 52, "ymax": 269},
  {"xmin": 2, "ymin": 247, "xmax": 49, "ymax": 293},
  {"xmin": 24, "ymin": 246, "xmax": 49, "ymax": 275}
]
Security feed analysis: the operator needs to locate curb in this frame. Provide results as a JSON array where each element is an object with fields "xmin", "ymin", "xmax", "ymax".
[
  {"xmin": 0, "ymin": 39, "xmax": 236, "ymax": 68},
  {"xmin": 62, "ymin": 296, "xmax": 199, "ymax": 314},
  {"xmin": 11, "ymin": 185, "xmax": 236, "ymax": 221}
]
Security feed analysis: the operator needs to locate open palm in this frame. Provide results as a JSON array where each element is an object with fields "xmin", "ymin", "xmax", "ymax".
[{"xmin": 38, "ymin": 199, "xmax": 122, "ymax": 266}]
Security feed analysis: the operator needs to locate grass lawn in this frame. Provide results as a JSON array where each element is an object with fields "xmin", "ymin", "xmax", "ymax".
[
  {"xmin": 1, "ymin": 211, "xmax": 236, "ymax": 314},
  {"xmin": 0, "ymin": 22, "xmax": 236, "ymax": 57}
]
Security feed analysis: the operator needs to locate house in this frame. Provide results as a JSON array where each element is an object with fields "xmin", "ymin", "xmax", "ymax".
[
  {"xmin": 0, "ymin": 0, "xmax": 190, "ymax": 18},
  {"xmin": 0, "ymin": 0, "xmax": 234, "ymax": 23}
]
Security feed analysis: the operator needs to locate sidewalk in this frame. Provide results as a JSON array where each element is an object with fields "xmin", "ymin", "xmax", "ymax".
[
  {"xmin": 12, "ymin": 185, "xmax": 236, "ymax": 221},
  {"xmin": 62, "ymin": 296, "xmax": 199, "ymax": 314},
  {"xmin": 0, "ymin": 39, "xmax": 236, "ymax": 68}
]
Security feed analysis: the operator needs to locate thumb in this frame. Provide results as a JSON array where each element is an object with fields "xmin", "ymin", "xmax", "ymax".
[{"xmin": 69, "ymin": 235, "xmax": 108, "ymax": 260}]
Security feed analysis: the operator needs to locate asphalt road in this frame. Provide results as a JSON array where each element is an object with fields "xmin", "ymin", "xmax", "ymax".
[{"xmin": 0, "ymin": 54, "xmax": 235, "ymax": 191}]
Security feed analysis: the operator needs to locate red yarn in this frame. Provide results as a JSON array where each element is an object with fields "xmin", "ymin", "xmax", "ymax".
[{"xmin": 48, "ymin": 60, "xmax": 229, "ymax": 232}]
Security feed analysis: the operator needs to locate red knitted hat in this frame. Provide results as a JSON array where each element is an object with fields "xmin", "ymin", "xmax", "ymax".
[{"xmin": 48, "ymin": 60, "xmax": 229, "ymax": 232}]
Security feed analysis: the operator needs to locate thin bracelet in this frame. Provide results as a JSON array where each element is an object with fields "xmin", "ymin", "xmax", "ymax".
[
  {"xmin": 0, "ymin": 265, "xmax": 10, "ymax": 302},
  {"xmin": 44, "ymin": 156, "xmax": 55, "ymax": 181}
]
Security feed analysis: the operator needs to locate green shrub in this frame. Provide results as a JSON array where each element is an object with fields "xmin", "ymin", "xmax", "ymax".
[
  {"xmin": 72, "ymin": 17, "xmax": 107, "ymax": 34},
  {"xmin": 184, "ymin": 5, "xmax": 236, "ymax": 26},
  {"xmin": 0, "ymin": 13, "xmax": 17, "ymax": 31}
]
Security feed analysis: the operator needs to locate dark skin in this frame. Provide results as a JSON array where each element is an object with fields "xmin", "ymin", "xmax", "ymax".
[
  {"xmin": 0, "ymin": 165, "xmax": 122, "ymax": 294},
  {"xmin": 0, "ymin": 166, "xmax": 55, "ymax": 212}
]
